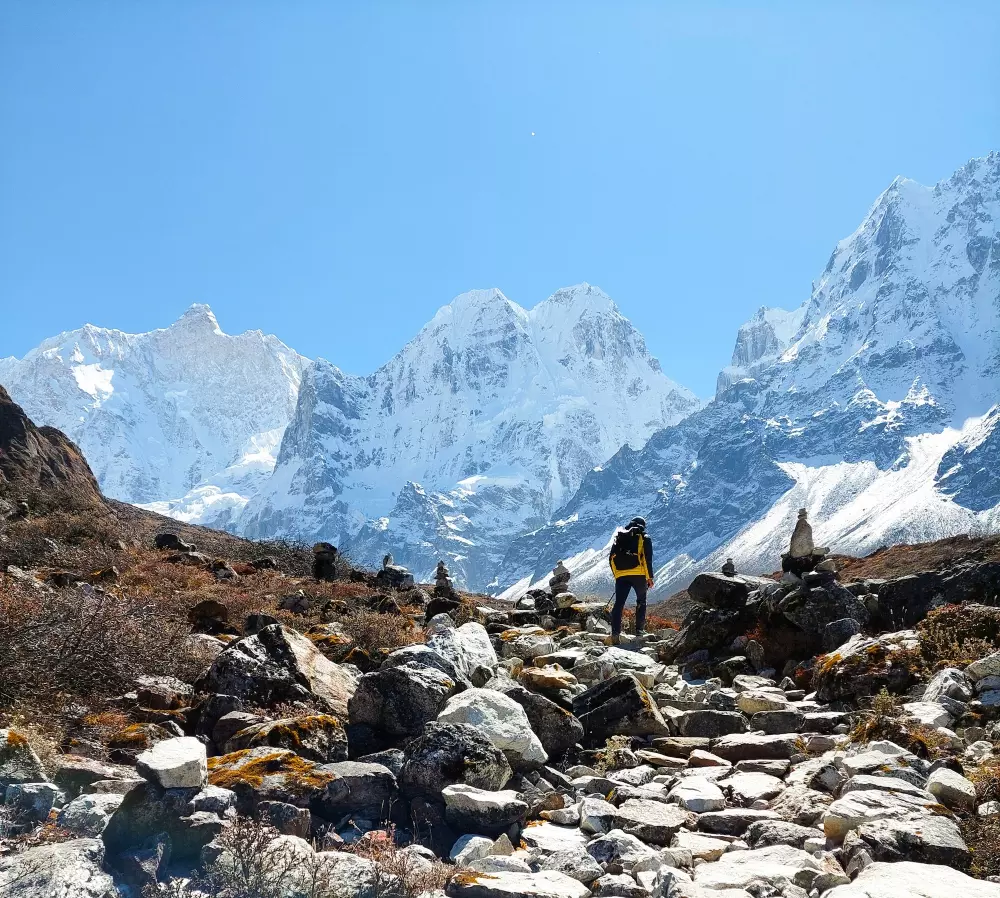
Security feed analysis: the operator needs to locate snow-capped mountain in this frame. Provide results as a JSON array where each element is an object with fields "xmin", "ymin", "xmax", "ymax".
[
  {"xmin": 240, "ymin": 284, "xmax": 701, "ymax": 586},
  {"xmin": 0, "ymin": 285, "xmax": 699, "ymax": 589},
  {"xmin": 500, "ymin": 152, "xmax": 1000, "ymax": 600},
  {"xmin": 0, "ymin": 306, "xmax": 308, "ymax": 529}
]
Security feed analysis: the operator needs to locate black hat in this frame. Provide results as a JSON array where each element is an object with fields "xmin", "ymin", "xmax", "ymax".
[{"xmin": 628, "ymin": 516, "xmax": 646, "ymax": 529}]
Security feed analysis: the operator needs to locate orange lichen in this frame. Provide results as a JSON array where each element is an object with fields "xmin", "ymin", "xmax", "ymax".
[{"xmin": 207, "ymin": 749, "xmax": 334, "ymax": 795}]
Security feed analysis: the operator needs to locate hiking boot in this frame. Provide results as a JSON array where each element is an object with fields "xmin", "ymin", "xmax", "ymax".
[{"xmin": 606, "ymin": 634, "xmax": 621, "ymax": 647}]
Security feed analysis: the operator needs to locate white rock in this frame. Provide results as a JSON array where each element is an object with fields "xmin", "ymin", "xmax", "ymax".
[
  {"xmin": 673, "ymin": 831, "xmax": 730, "ymax": 861},
  {"xmin": 692, "ymin": 844, "xmax": 832, "ymax": 891},
  {"xmin": 737, "ymin": 690, "xmax": 789, "ymax": 714},
  {"xmin": 135, "ymin": 736, "xmax": 207, "ymax": 789},
  {"xmin": 718, "ymin": 771, "xmax": 785, "ymax": 804},
  {"xmin": 0, "ymin": 838, "xmax": 119, "ymax": 897},
  {"xmin": 451, "ymin": 834, "xmax": 494, "ymax": 866},
  {"xmin": 822, "ymin": 860, "xmax": 1000, "ymax": 897},
  {"xmin": 438, "ymin": 688, "xmax": 547, "ymax": 765},
  {"xmin": 922, "ymin": 668, "xmax": 973, "ymax": 703},
  {"xmin": 427, "ymin": 622, "xmax": 498, "ymax": 679},
  {"xmin": 469, "ymin": 856, "xmax": 534, "ymax": 874},
  {"xmin": 927, "ymin": 768, "xmax": 977, "ymax": 811},
  {"xmin": 579, "ymin": 796, "xmax": 618, "ymax": 834},
  {"xmin": 901, "ymin": 701, "xmax": 953, "ymax": 728},
  {"xmin": 823, "ymin": 789, "xmax": 938, "ymax": 841},
  {"xmin": 667, "ymin": 777, "xmax": 726, "ymax": 812},
  {"xmin": 447, "ymin": 869, "xmax": 592, "ymax": 898},
  {"xmin": 521, "ymin": 822, "xmax": 590, "ymax": 853}
]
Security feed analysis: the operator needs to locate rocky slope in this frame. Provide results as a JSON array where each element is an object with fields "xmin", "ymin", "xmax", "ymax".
[
  {"xmin": 0, "ymin": 385, "xmax": 102, "ymax": 512},
  {"xmin": 3, "ymin": 424, "xmax": 1000, "ymax": 894},
  {"xmin": 502, "ymin": 152, "xmax": 1000, "ymax": 599}
]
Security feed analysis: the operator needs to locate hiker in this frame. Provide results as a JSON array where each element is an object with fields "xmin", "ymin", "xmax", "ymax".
[{"xmin": 608, "ymin": 516, "xmax": 654, "ymax": 644}]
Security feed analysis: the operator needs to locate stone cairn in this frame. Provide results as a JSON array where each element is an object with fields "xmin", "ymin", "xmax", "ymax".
[
  {"xmin": 721, "ymin": 557, "xmax": 737, "ymax": 577},
  {"xmin": 382, "ymin": 553, "xmax": 394, "ymax": 569},
  {"xmin": 312, "ymin": 542, "xmax": 339, "ymax": 582},
  {"xmin": 549, "ymin": 560, "xmax": 576, "ymax": 609},
  {"xmin": 434, "ymin": 560, "xmax": 457, "ymax": 599},
  {"xmin": 781, "ymin": 508, "xmax": 836, "ymax": 582}
]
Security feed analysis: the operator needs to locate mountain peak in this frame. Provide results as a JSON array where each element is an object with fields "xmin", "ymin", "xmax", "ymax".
[
  {"xmin": 173, "ymin": 303, "xmax": 223, "ymax": 335},
  {"xmin": 539, "ymin": 283, "xmax": 617, "ymax": 316}
]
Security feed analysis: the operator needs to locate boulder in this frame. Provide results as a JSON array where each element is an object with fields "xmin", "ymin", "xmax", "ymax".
[
  {"xmin": 437, "ymin": 688, "xmax": 547, "ymax": 767},
  {"xmin": 927, "ymin": 767, "xmax": 977, "ymax": 811},
  {"xmin": 446, "ymin": 869, "xmax": 591, "ymax": 898},
  {"xmin": 667, "ymin": 776, "xmax": 726, "ymax": 812},
  {"xmin": 697, "ymin": 807, "xmax": 781, "ymax": 835},
  {"xmin": 613, "ymin": 798, "xmax": 691, "ymax": 845},
  {"xmin": 375, "ymin": 564, "xmax": 415, "ymax": 590},
  {"xmin": 206, "ymin": 747, "xmax": 341, "ymax": 812},
  {"xmin": 349, "ymin": 661, "xmax": 460, "ymax": 738},
  {"xmin": 136, "ymin": 737, "xmax": 207, "ymax": 790},
  {"xmin": 196, "ymin": 624, "xmax": 358, "ymax": 715},
  {"xmin": 102, "ymin": 781, "xmax": 224, "ymax": 862},
  {"xmin": 534, "ymin": 846, "xmax": 603, "ymax": 883},
  {"xmin": 0, "ymin": 729, "xmax": 48, "ymax": 788},
  {"xmin": 58, "ymin": 793, "xmax": 125, "ymax": 836},
  {"xmin": 688, "ymin": 572, "xmax": 772, "ymax": 609},
  {"xmin": 822, "ymin": 860, "xmax": 999, "ymax": 898},
  {"xmin": 813, "ymin": 630, "xmax": 922, "ymax": 704},
  {"xmin": 823, "ymin": 788, "xmax": 941, "ymax": 842},
  {"xmin": 427, "ymin": 621, "xmax": 498, "ymax": 680},
  {"xmin": 678, "ymin": 710, "xmax": 748, "ymax": 738},
  {"xmin": 399, "ymin": 723, "xmax": 512, "ymax": 797},
  {"xmin": 692, "ymin": 844, "xmax": 847, "ymax": 892},
  {"xmin": 710, "ymin": 733, "xmax": 800, "ymax": 762},
  {"xmin": 745, "ymin": 819, "xmax": 819, "ymax": 849},
  {"xmin": 842, "ymin": 813, "xmax": 970, "ymax": 868},
  {"xmin": 442, "ymin": 784, "xmax": 528, "ymax": 835},
  {"xmin": 490, "ymin": 680, "xmax": 583, "ymax": 759},
  {"xmin": 224, "ymin": 715, "xmax": 348, "ymax": 763},
  {"xmin": 52, "ymin": 755, "xmax": 134, "ymax": 799},
  {"xmin": 923, "ymin": 667, "xmax": 974, "ymax": 702},
  {"xmin": 315, "ymin": 760, "xmax": 396, "ymax": 816},
  {"xmin": 572, "ymin": 674, "xmax": 671, "ymax": 739},
  {"xmin": 0, "ymin": 838, "xmax": 120, "ymax": 898}
]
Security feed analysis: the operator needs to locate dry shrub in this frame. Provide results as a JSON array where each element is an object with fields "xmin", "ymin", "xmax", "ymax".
[
  {"xmin": 592, "ymin": 735, "xmax": 634, "ymax": 774},
  {"xmin": 848, "ymin": 687, "xmax": 950, "ymax": 758},
  {"xmin": 917, "ymin": 604, "xmax": 1000, "ymax": 670},
  {"xmin": 0, "ymin": 577, "xmax": 191, "ymax": 720},
  {"xmin": 337, "ymin": 610, "xmax": 424, "ymax": 655},
  {"xmin": 347, "ymin": 825, "xmax": 452, "ymax": 898},
  {"xmin": 969, "ymin": 756, "xmax": 1000, "ymax": 803},
  {"xmin": 961, "ymin": 812, "xmax": 1000, "ymax": 880}
]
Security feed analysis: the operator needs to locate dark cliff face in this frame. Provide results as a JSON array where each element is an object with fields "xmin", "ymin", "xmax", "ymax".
[{"xmin": 0, "ymin": 384, "xmax": 103, "ymax": 507}]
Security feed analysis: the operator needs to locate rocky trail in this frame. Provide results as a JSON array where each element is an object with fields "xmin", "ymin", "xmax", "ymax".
[{"xmin": 1, "ymin": 391, "xmax": 1000, "ymax": 897}]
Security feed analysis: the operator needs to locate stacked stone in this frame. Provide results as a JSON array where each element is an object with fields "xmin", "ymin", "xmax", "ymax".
[
  {"xmin": 434, "ymin": 560, "xmax": 457, "ymax": 598},
  {"xmin": 780, "ymin": 509, "xmax": 836, "ymax": 582},
  {"xmin": 312, "ymin": 542, "xmax": 339, "ymax": 582},
  {"xmin": 549, "ymin": 560, "xmax": 576, "ymax": 610}
]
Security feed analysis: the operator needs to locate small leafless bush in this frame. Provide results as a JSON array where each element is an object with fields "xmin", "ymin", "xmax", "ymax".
[
  {"xmin": 848, "ymin": 687, "xmax": 950, "ymax": 758},
  {"xmin": 337, "ymin": 610, "xmax": 424, "ymax": 655}
]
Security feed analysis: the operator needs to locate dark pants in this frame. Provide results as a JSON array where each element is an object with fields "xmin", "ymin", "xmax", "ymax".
[{"xmin": 611, "ymin": 574, "xmax": 648, "ymax": 637}]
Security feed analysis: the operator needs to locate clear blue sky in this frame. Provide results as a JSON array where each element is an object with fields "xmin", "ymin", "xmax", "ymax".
[{"xmin": 1, "ymin": 2, "xmax": 997, "ymax": 397}]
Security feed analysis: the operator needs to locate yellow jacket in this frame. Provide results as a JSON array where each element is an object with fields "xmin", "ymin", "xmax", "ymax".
[{"xmin": 609, "ymin": 531, "xmax": 652, "ymax": 579}]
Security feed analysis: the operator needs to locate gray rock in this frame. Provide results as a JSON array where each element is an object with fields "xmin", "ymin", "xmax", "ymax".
[
  {"xmin": 350, "ymin": 662, "xmax": 461, "ymax": 738},
  {"xmin": 745, "ymin": 819, "xmax": 819, "ymax": 849},
  {"xmin": 197, "ymin": 624, "xmax": 358, "ymax": 715},
  {"xmin": 58, "ymin": 792, "xmax": 125, "ymax": 836},
  {"xmin": 677, "ymin": 710, "xmax": 749, "ymax": 738},
  {"xmin": 0, "ymin": 838, "xmax": 120, "ymax": 897},
  {"xmin": 442, "ymin": 784, "xmax": 528, "ymax": 835},
  {"xmin": 0, "ymin": 729, "xmax": 48, "ymax": 789},
  {"xmin": 613, "ymin": 798, "xmax": 691, "ymax": 845},
  {"xmin": 399, "ymin": 723, "xmax": 512, "ymax": 798},
  {"xmin": 572, "ymin": 674, "xmax": 671, "ymax": 740},
  {"xmin": 841, "ymin": 813, "xmax": 970, "ymax": 868}
]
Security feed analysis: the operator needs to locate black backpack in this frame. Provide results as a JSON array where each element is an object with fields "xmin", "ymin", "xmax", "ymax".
[{"xmin": 610, "ymin": 527, "xmax": 642, "ymax": 570}]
